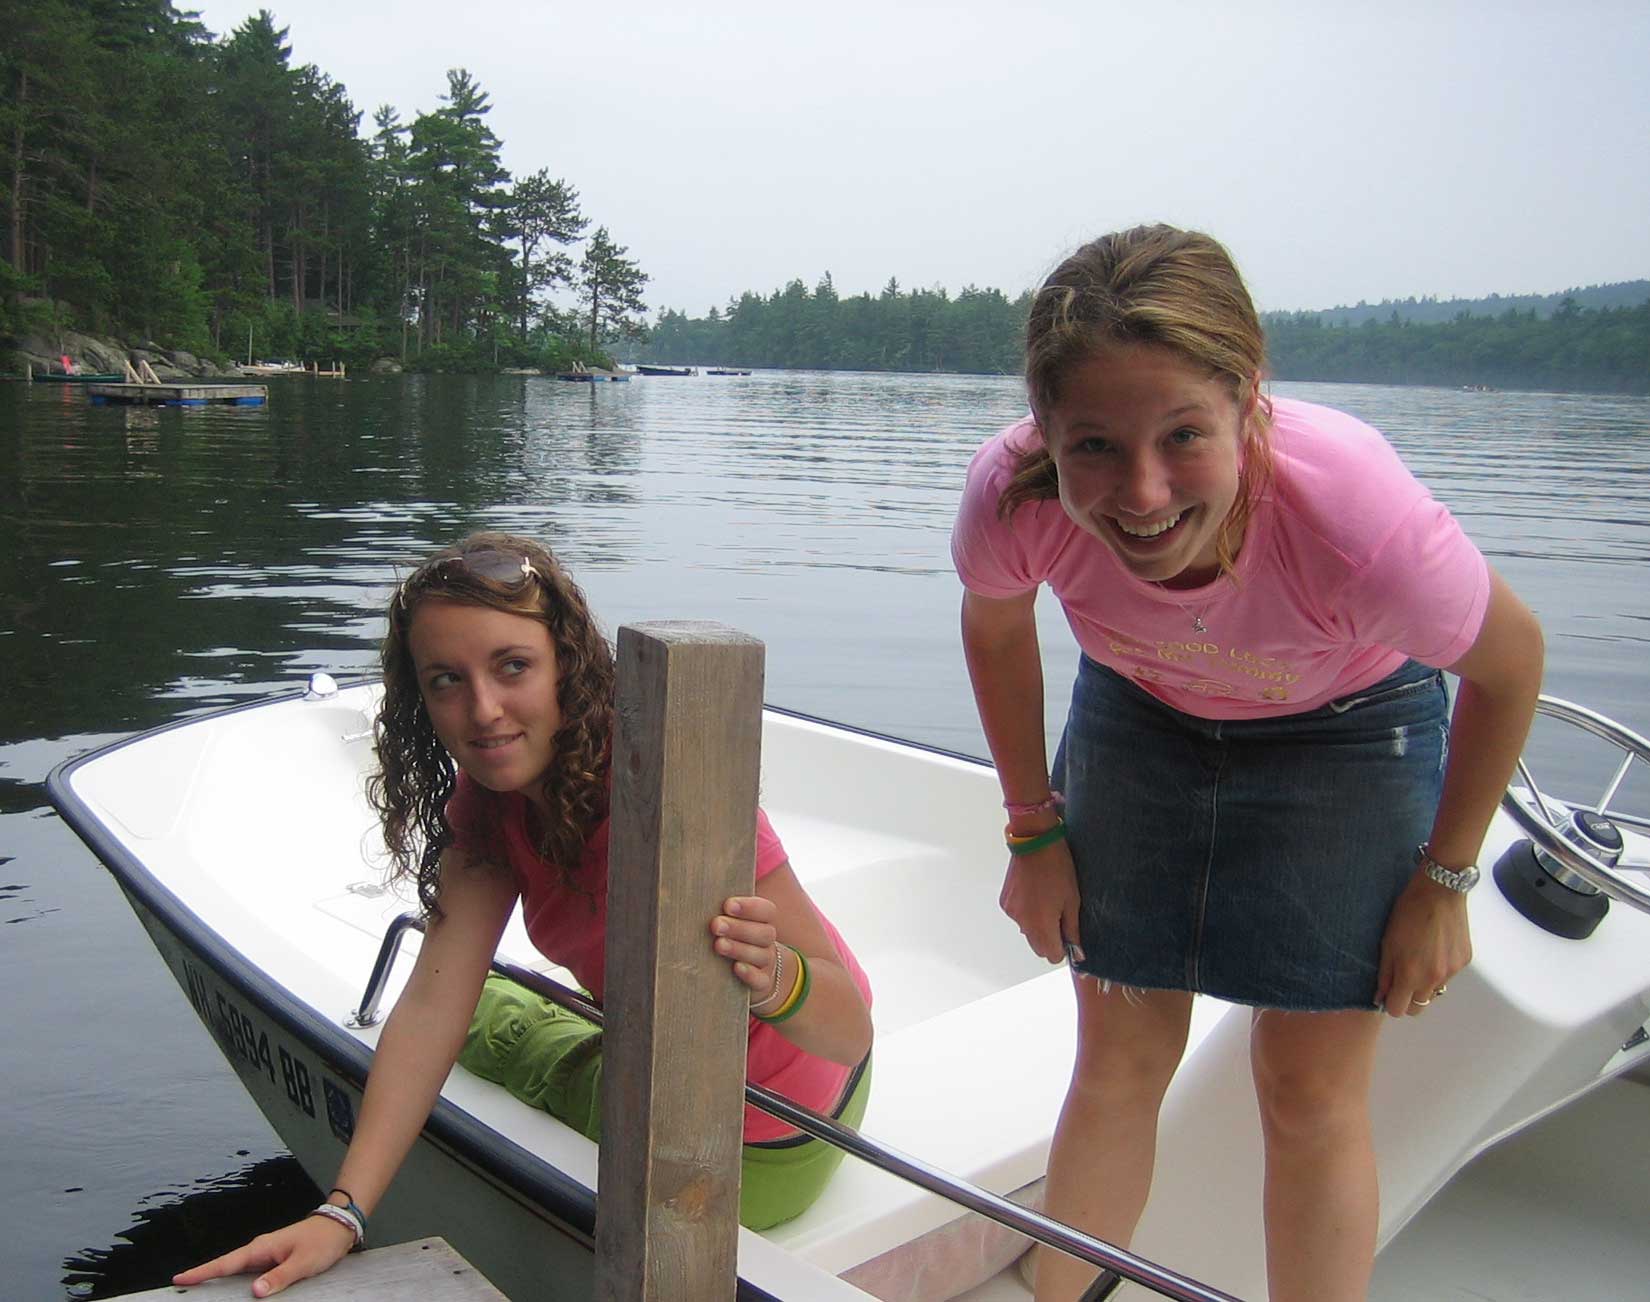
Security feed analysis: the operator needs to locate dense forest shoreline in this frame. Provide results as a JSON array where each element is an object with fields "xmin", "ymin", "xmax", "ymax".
[
  {"xmin": 15, "ymin": 288, "xmax": 1645, "ymax": 398},
  {"xmin": 635, "ymin": 280, "xmax": 1648, "ymax": 395},
  {"xmin": 5, "ymin": 4, "xmax": 647, "ymax": 377},
  {"xmin": 5, "ymin": 4, "xmax": 1644, "ymax": 394}
]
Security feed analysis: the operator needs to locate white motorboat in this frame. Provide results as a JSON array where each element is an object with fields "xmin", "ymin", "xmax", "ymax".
[{"xmin": 47, "ymin": 678, "xmax": 1650, "ymax": 1301}]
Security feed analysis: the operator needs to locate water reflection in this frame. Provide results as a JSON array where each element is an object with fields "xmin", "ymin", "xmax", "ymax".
[
  {"xmin": 1, "ymin": 371, "xmax": 1646, "ymax": 756},
  {"xmin": 61, "ymin": 1156, "xmax": 316, "ymax": 1301}
]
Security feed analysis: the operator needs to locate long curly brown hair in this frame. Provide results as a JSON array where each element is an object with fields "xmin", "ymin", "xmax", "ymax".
[
  {"xmin": 367, "ymin": 531, "xmax": 615, "ymax": 918},
  {"xmin": 1003, "ymin": 224, "xmax": 1275, "ymax": 578}
]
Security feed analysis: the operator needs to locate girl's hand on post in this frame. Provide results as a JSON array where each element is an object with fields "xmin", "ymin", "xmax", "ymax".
[
  {"xmin": 172, "ymin": 1214, "xmax": 356, "ymax": 1297},
  {"xmin": 1000, "ymin": 839, "xmax": 1082, "ymax": 965},
  {"xmin": 1374, "ymin": 875, "xmax": 1472, "ymax": 1018},
  {"xmin": 711, "ymin": 894, "xmax": 782, "ymax": 1000}
]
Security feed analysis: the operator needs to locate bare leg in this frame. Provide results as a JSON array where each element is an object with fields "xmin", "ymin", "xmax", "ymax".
[
  {"xmin": 1031, "ymin": 980, "xmax": 1193, "ymax": 1302},
  {"xmin": 1250, "ymin": 1008, "xmax": 1383, "ymax": 1302}
]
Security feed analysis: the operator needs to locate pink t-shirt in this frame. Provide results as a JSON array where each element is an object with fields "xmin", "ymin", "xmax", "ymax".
[
  {"xmin": 447, "ymin": 774, "xmax": 872, "ymax": 1142},
  {"xmin": 951, "ymin": 398, "xmax": 1491, "ymax": 719}
]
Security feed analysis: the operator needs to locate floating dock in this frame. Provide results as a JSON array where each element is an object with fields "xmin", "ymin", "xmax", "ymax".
[{"xmin": 87, "ymin": 383, "xmax": 268, "ymax": 407}]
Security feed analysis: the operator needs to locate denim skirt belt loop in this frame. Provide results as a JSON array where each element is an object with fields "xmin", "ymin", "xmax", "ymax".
[{"xmin": 1051, "ymin": 655, "xmax": 1449, "ymax": 1011}]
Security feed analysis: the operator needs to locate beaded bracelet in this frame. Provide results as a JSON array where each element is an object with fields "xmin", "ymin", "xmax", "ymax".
[
  {"xmin": 755, "ymin": 948, "xmax": 812, "ymax": 1024},
  {"xmin": 310, "ymin": 1201, "xmax": 365, "ymax": 1250},
  {"xmin": 1005, "ymin": 819, "xmax": 1068, "ymax": 857}
]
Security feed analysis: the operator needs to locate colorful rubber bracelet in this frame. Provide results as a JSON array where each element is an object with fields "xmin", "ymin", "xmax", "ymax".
[
  {"xmin": 327, "ymin": 1188, "xmax": 367, "ymax": 1225},
  {"xmin": 756, "ymin": 948, "xmax": 811, "ymax": 1023},
  {"xmin": 1005, "ymin": 820, "xmax": 1068, "ymax": 856},
  {"xmin": 759, "ymin": 948, "xmax": 807, "ymax": 1021},
  {"xmin": 1003, "ymin": 791, "xmax": 1063, "ymax": 818}
]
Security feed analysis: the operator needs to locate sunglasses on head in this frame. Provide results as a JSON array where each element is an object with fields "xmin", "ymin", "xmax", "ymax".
[{"xmin": 394, "ymin": 548, "xmax": 541, "ymax": 611}]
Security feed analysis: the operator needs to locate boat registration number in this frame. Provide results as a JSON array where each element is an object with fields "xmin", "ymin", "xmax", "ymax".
[{"xmin": 180, "ymin": 954, "xmax": 321, "ymax": 1122}]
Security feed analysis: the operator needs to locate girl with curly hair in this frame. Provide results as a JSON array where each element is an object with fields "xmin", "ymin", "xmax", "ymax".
[{"xmin": 178, "ymin": 531, "xmax": 873, "ymax": 1297}]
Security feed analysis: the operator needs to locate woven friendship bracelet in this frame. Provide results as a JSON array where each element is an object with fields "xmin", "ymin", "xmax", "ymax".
[
  {"xmin": 310, "ymin": 1201, "xmax": 365, "ymax": 1250},
  {"xmin": 1005, "ymin": 819, "xmax": 1069, "ymax": 857}
]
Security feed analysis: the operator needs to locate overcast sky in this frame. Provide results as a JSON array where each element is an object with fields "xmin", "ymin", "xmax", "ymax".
[{"xmin": 193, "ymin": 0, "xmax": 1649, "ymax": 319}]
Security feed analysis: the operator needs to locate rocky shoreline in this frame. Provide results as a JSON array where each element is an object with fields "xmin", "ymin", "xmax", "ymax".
[{"xmin": 8, "ymin": 329, "xmax": 405, "ymax": 378}]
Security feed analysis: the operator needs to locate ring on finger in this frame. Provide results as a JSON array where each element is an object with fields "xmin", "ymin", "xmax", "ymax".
[
  {"xmin": 1433, "ymin": 985, "xmax": 1448, "ymax": 997},
  {"xmin": 1412, "ymin": 997, "xmax": 1432, "ymax": 1008}
]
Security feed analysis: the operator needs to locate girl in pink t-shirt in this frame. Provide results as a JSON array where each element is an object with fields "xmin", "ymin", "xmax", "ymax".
[
  {"xmin": 955, "ymin": 226, "xmax": 1542, "ymax": 1302},
  {"xmin": 178, "ymin": 532, "xmax": 872, "ymax": 1297}
]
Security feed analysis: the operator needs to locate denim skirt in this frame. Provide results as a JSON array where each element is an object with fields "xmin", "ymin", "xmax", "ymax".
[{"xmin": 1053, "ymin": 656, "xmax": 1449, "ymax": 1011}]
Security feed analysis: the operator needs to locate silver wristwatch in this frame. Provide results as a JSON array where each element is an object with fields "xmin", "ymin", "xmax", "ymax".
[{"xmin": 1415, "ymin": 843, "xmax": 1481, "ymax": 893}]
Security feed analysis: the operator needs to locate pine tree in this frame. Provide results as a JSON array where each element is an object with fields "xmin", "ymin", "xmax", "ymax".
[
  {"xmin": 577, "ymin": 227, "xmax": 648, "ymax": 351},
  {"xmin": 501, "ymin": 170, "xmax": 586, "ymax": 338}
]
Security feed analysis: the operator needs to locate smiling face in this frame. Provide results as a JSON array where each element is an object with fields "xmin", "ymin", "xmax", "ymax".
[
  {"xmin": 1043, "ymin": 342, "xmax": 1250, "ymax": 589},
  {"xmin": 408, "ymin": 598, "xmax": 562, "ymax": 809}
]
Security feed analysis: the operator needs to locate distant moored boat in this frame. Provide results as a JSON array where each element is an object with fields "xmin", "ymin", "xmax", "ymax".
[{"xmin": 31, "ymin": 369, "xmax": 125, "ymax": 383}]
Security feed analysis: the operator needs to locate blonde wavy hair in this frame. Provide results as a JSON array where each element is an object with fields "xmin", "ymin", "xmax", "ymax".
[
  {"xmin": 1003, "ymin": 224, "xmax": 1275, "ymax": 577},
  {"xmin": 368, "ymin": 531, "xmax": 614, "ymax": 918}
]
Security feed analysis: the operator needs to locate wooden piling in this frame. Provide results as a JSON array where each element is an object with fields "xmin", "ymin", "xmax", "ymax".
[{"xmin": 595, "ymin": 621, "xmax": 766, "ymax": 1302}]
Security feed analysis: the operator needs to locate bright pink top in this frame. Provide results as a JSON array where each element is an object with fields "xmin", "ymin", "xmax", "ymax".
[
  {"xmin": 951, "ymin": 398, "xmax": 1491, "ymax": 719},
  {"xmin": 447, "ymin": 774, "xmax": 872, "ymax": 1142}
]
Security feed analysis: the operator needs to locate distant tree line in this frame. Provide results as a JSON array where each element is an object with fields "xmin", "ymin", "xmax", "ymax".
[
  {"xmin": 1, "ymin": 2, "xmax": 647, "ymax": 370},
  {"xmin": 1299, "ymin": 281, "xmax": 1648, "ymax": 328},
  {"xmin": 1265, "ymin": 300, "xmax": 1649, "ymax": 394},
  {"xmin": 640, "ymin": 275, "xmax": 1029, "ymax": 374},
  {"xmin": 644, "ymin": 280, "xmax": 1647, "ymax": 394}
]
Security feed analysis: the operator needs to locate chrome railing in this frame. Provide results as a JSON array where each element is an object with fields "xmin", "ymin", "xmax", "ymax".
[
  {"xmin": 1503, "ymin": 696, "xmax": 1650, "ymax": 910},
  {"xmin": 350, "ymin": 912, "xmax": 1241, "ymax": 1302}
]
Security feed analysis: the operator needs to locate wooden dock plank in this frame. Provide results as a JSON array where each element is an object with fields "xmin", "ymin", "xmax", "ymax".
[{"xmin": 107, "ymin": 1237, "xmax": 506, "ymax": 1299}]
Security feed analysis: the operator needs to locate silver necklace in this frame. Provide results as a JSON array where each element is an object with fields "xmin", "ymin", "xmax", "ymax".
[{"xmin": 1154, "ymin": 578, "xmax": 1223, "ymax": 633}]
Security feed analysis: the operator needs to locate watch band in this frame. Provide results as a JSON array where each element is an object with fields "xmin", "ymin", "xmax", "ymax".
[{"xmin": 1415, "ymin": 843, "xmax": 1480, "ymax": 893}]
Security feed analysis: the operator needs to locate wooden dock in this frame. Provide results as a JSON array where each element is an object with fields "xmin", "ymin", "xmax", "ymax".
[
  {"xmin": 88, "ymin": 383, "xmax": 268, "ymax": 407},
  {"xmin": 107, "ymin": 1237, "xmax": 505, "ymax": 1299}
]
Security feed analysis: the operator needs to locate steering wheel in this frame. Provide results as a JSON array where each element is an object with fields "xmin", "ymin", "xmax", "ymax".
[{"xmin": 1500, "ymin": 695, "xmax": 1650, "ymax": 914}]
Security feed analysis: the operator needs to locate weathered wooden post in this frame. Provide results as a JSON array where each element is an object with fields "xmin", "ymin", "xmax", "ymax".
[{"xmin": 595, "ymin": 621, "xmax": 765, "ymax": 1301}]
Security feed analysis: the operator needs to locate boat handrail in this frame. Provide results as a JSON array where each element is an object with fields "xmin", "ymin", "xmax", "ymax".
[{"xmin": 348, "ymin": 912, "xmax": 1241, "ymax": 1302}]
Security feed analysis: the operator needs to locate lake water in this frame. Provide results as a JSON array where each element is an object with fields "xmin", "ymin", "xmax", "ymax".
[{"xmin": 2, "ymin": 371, "xmax": 1646, "ymax": 1298}]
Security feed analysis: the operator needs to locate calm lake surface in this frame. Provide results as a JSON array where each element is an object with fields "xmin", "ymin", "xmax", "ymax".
[{"xmin": 2, "ymin": 371, "xmax": 1647, "ymax": 1297}]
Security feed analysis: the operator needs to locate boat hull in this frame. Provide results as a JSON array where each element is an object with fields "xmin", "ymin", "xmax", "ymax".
[
  {"xmin": 104, "ymin": 848, "xmax": 604, "ymax": 1299},
  {"xmin": 48, "ymin": 683, "xmax": 1650, "ymax": 1301}
]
